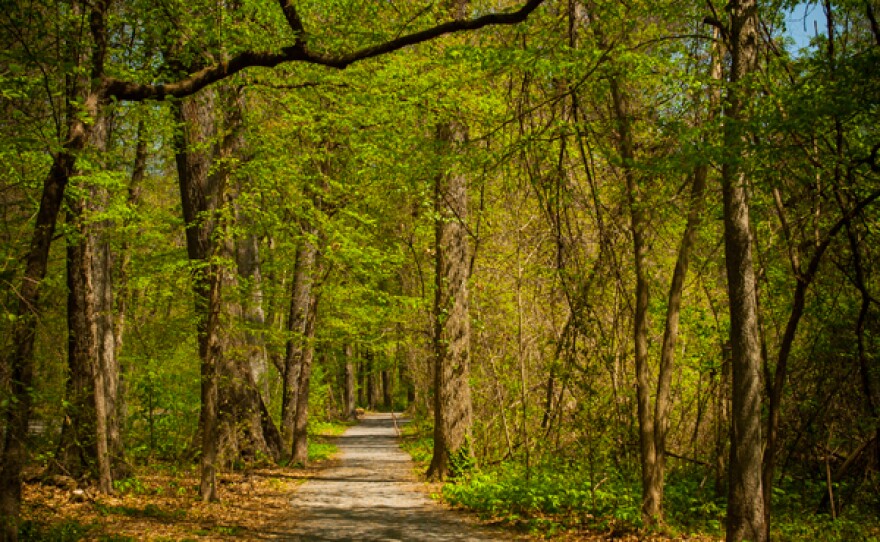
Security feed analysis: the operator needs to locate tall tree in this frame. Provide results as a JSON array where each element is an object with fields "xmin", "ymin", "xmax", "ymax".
[
  {"xmin": 427, "ymin": 118, "xmax": 474, "ymax": 480},
  {"xmin": 0, "ymin": 0, "xmax": 111, "ymax": 534},
  {"xmin": 715, "ymin": 0, "xmax": 767, "ymax": 539},
  {"xmin": 281, "ymin": 223, "xmax": 318, "ymax": 453}
]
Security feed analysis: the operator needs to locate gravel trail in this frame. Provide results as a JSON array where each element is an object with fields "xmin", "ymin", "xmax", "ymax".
[{"xmin": 276, "ymin": 413, "xmax": 514, "ymax": 541}]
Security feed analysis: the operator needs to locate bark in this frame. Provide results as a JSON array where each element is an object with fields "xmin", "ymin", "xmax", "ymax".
[
  {"xmin": 57, "ymin": 179, "xmax": 117, "ymax": 496},
  {"xmin": 281, "ymin": 228, "xmax": 318, "ymax": 451},
  {"xmin": 174, "ymin": 86, "xmax": 282, "ymax": 498},
  {"xmin": 609, "ymin": 75, "xmax": 658, "ymax": 523},
  {"xmin": 427, "ymin": 119, "xmax": 473, "ymax": 480},
  {"xmin": 58, "ymin": 103, "xmax": 123, "ymax": 493},
  {"xmin": 58, "ymin": 206, "xmax": 100, "ymax": 482},
  {"xmin": 357, "ymin": 359, "xmax": 366, "ymax": 406},
  {"xmin": 173, "ymin": 91, "xmax": 222, "ymax": 501},
  {"xmin": 93, "ymin": 208, "xmax": 125, "ymax": 480},
  {"xmin": 0, "ymin": 0, "xmax": 110, "ymax": 531},
  {"xmin": 61, "ymin": 167, "xmax": 114, "ymax": 495},
  {"xmin": 85, "ymin": 113, "xmax": 115, "ymax": 494},
  {"xmin": 343, "ymin": 344, "xmax": 357, "ymax": 420},
  {"xmin": 367, "ymin": 353, "xmax": 377, "ymax": 411},
  {"xmin": 382, "ymin": 369, "xmax": 392, "ymax": 410},
  {"xmin": 721, "ymin": 1, "xmax": 766, "ymax": 540},
  {"xmin": 235, "ymin": 228, "xmax": 270, "ymax": 402},
  {"xmin": 291, "ymin": 293, "xmax": 320, "ymax": 465}
]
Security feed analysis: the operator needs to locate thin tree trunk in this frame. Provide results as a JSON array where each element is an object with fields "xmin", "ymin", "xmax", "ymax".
[
  {"xmin": 357, "ymin": 358, "xmax": 365, "ymax": 407},
  {"xmin": 343, "ymin": 344, "xmax": 356, "ymax": 420},
  {"xmin": 87, "ymin": 114, "xmax": 115, "ymax": 494},
  {"xmin": 382, "ymin": 369, "xmax": 392, "ymax": 410},
  {"xmin": 721, "ymin": 1, "xmax": 766, "ymax": 540},
  {"xmin": 367, "ymin": 353, "xmax": 376, "ymax": 411},
  {"xmin": 651, "ymin": 36, "xmax": 722, "ymax": 523},
  {"xmin": 58, "ymin": 207, "xmax": 99, "ymax": 481},
  {"xmin": 291, "ymin": 293, "xmax": 320, "ymax": 465},
  {"xmin": 236, "ymin": 229, "xmax": 270, "ymax": 402},
  {"xmin": 609, "ymin": 74, "xmax": 658, "ymax": 523},
  {"xmin": 94, "ymin": 214, "xmax": 124, "ymax": 480},
  {"xmin": 281, "ymin": 230, "xmax": 317, "ymax": 451}
]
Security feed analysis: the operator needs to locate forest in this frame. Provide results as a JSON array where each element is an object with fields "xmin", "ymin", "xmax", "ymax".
[{"xmin": 1, "ymin": 0, "xmax": 878, "ymax": 540}]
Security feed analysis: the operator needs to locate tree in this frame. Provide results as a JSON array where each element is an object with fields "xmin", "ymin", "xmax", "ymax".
[
  {"xmin": 715, "ymin": 0, "xmax": 767, "ymax": 539},
  {"xmin": 427, "ymin": 119, "xmax": 474, "ymax": 480},
  {"xmin": 1, "ymin": 0, "xmax": 548, "ymax": 533}
]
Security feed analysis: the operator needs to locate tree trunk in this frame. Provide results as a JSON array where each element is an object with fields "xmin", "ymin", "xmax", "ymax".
[
  {"xmin": 367, "ymin": 353, "xmax": 377, "ymax": 411},
  {"xmin": 174, "ymin": 85, "xmax": 283, "ymax": 497},
  {"xmin": 343, "ymin": 344, "xmax": 357, "ymax": 420},
  {"xmin": 173, "ymin": 90, "xmax": 223, "ymax": 501},
  {"xmin": 58, "ymin": 205, "xmax": 100, "ymax": 483},
  {"xmin": 609, "ymin": 75, "xmax": 658, "ymax": 523},
  {"xmin": 651, "ymin": 34, "xmax": 722, "ymax": 524},
  {"xmin": 87, "ymin": 113, "xmax": 116, "ymax": 494},
  {"xmin": 427, "ymin": 119, "xmax": 473, "ymax": 480},
  {"xmin": 382, "ymin": 369, "xmax": 392, "ymax": 410},
  {"xmin": 291, "ymin": 293, "xmax": 320, "ymax": 465},
  {"xmin": 0, "ymin": 0, "xmax": 108, "ymax": 529},
  {"xmin": 93, "ymin": 210, "xmax": 125, "ymax": 481},
  {"xmin": 235, "ymin": 229, "xmax": 270, "ymax": 403},
  {"xmin": 357, "ymin": 358, "xmax": 366, "ymax": 407},
  {"xmin": 721, "ymin": 1, "xmax": 767, "ymax": 540},
  {"xmin": 281, "ymin": 228, "xmax": 318, "ymax": 452},
  {"xmin": 59, "ymin": 106, "xmax": 120, "ymax": 494}
]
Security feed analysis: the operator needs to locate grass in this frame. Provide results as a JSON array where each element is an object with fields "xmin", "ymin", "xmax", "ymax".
[
  {"xmin": 303, "ymin": 418, "xmax": 356, "ymax": 462},
  {"xmin": 399, "ymin": 418, "xmax": 434, "ymax": 465},
  {"xmin": 307, "ymin": 440, "xmax": 338, "ymax": 462},
  {"xmin": 310, "ymin": 419, "xmax": 356, "ymax": 437}
]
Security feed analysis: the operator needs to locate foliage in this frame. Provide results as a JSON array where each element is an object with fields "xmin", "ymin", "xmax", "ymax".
[
  {"xmin": 400, "ymin": 418, "xmax": 435, "ymax": 466},
  {"xmin": 2, "ymin": 0, "xmax": 880, "ymax": 537},
  {"xmin": 443, "ymin": 461, "xmax": 644, "ymax": 535}
]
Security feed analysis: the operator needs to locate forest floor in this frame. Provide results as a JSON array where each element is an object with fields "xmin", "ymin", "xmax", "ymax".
[
  {"xmin": 20, "ymin": 414, "xmax": 718, "ymax": 540},
  {"xmin": 21, "ymin": 452, "xmax": 323, "ymax": 540},
  {"xmin": 20, "ymin": 414, "xmax": 518, "ymax": 541}
]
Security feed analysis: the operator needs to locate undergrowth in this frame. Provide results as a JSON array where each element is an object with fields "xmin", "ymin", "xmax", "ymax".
[
  {"xmin": 400, "ymin": 417, "xmax": 434, "ymax": 465},
  {"xmin": 440, "ymin": 460, "xmax": 880, "ymax": 541},
  {"xmin": 396, "ymin": 419, "xmax": 880, "ymax": 541},
  {"xmin": 443, "ymin": 461, "xmax": 645, "ymax": 537},
  {"xmin": 305, "ymin": 418, "xmax": 354, "ymax": 462}
]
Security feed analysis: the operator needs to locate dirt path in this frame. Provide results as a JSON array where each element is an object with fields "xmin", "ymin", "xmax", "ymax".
[{"xmin": 272, "ymin": 413, "xmax": 516, "ymax": 541}]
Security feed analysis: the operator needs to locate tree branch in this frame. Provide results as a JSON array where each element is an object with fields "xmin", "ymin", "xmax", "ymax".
[
  {"xmin": 278, "ymin": 0, "xmax": 305, "ymax": 37},
  {"xmin": 103, "ymin": 0, "xmax": 547, "ymax": 102}
]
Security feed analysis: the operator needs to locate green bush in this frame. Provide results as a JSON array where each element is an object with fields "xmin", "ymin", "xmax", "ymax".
[{"xmin": 442, "ymin": 460, "xmax": 642, "ymax": 534}]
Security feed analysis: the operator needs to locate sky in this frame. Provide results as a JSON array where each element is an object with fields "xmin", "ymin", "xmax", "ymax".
[{"xmin": 784, "ymin": 3, "xmax": 828, "ymax": 53}]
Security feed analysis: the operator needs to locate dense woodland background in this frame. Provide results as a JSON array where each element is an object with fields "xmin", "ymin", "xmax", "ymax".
[{"xmin": 1, "ymin": 0, "xmax": 879, "ymax": 540}]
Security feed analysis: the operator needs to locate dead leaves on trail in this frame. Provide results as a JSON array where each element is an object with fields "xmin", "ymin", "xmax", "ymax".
[{"xmin": 21, "ymin": 464, "xmax": 329, "ymax": 540}]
